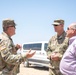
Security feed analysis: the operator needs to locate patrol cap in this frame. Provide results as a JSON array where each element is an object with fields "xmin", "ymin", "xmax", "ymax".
[
  {"xmin": 52, "ymin": 19, "xmax": 64, "ymax": 26},
  {"xmin": 2, "ymin": 18, "xmax": 16, "ymax": 28}
]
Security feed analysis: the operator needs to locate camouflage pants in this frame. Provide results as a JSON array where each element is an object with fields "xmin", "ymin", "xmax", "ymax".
[
  {"xmin": 49, "ymin": 68, "xmax": 63, "ymax": 75},
  {"xmin": 0, "ymin": 65, "xmax": 20, "ymax": 75},
  {"xmin": 0, "ymin": 73, "xmax": 17, "ymax": 75},
  {"xmin": 0, "ymin": 71, "xmax": 17, "ymax": 75}
]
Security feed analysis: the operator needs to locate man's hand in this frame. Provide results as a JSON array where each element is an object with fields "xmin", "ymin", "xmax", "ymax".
[
  {"xmin": 15, "ymin": 44, "xmax": 22, "ymax": 50},
  {"xmin": 51, "ymin": 53, "xmax": 60, "ymax": 61},
  {"xmin": 25, "ymin": 50, "xmax": 36, "ymax": 58},
  {"xmin": 47, "ymin": 55, "xmax": 51, "ymax": 59}
]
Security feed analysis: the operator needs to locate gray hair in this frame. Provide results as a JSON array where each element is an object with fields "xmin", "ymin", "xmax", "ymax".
[{"xmin": 69, "ymin": 22, "xmax": 76, "ymax": 30}]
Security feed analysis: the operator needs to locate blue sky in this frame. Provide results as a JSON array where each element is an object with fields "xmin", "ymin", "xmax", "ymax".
[{"xmin": 0, "ymin": 0, "xmax": 76, "ymax": 44}]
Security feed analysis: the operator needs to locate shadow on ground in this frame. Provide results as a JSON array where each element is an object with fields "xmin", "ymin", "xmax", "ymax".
[{"xmin": 24, "ymin": 64, "xmax": 49, "ymax": 71}]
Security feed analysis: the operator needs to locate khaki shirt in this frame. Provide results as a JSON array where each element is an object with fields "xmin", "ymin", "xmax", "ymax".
[
  {"xmin": 0, "ymin": 32, "xmax": 26, "ymax": 75},
  {"xmin": 47, "ymin": 31, "xmax": 69, "ymax": 69}
]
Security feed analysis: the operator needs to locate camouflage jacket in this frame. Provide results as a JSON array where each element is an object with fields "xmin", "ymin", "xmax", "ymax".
[
  {"xmin": 0, "ymin": 32, "xmax": 26, "ymax": 75},
  {"xmin": 47, "ymin": 31, "xmax": 69, "ymax": 69}
]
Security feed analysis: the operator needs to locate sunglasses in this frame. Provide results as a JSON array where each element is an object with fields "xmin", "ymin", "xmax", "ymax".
[
  {"xmin": 54, "ymin": 25, "xmax": 59, "ymax": 26},
  {"xmin": 67, "ymin": 27, "xmax": 69, "ymax": 30},
  {"xmin": 67, "ymin": 27, "xmax": 75, "ymax": 30}
]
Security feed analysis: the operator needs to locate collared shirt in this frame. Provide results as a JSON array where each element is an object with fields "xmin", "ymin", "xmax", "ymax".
[{"xmin": 60, "ymin": 36, "xmax": 76, "ymax": 75}]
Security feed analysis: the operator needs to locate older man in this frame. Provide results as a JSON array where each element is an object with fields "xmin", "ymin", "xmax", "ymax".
[
  {"xmin": 0, "ymin": 18, "xmax": 35, "ymax": 75},
  {"xmin": 47, "ymin": 19, "xmax": 69, "ymax": 75},
  {"xmin": 60, "ymin": 22, "xmax": 76, "ymax": 75}
]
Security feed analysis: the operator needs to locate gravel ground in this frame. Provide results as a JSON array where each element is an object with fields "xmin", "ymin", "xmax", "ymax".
[{"xmin": 18, "ymin": 64, "xmax": 49, "ymax": 75}]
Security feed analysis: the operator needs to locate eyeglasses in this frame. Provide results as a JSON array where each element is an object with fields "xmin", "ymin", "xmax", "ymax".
[
  {"xmin": 67, "ymin": 27, "xmax": 70, "ymax": 30},
  {"xmin": 67, "ymin": 27, "xmax": 75, "ymax": 30},
  {"xmin": 54, "ymin": 25, "xmax": 58, "ymax": 26}
]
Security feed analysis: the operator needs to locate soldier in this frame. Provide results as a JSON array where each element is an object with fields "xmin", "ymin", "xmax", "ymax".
[
  {"xmin": 47, "ymin": 19, "xmax": 69, "ymax": 75},
  {"xmin": 0, "ymin": 18, "xmax": 36, "ymax": 75}
]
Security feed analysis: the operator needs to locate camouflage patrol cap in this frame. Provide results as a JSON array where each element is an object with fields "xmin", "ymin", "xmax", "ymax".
[
  {"xmin": 2, "ymin": 18, "xmax": 16, "ymax": 28},
  {"xmin": 52, "ymin": 19, "xmax": 64, "ymax": 26}
]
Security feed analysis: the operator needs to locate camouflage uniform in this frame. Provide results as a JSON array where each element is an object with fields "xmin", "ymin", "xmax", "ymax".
[
  {"xmin": 47, "ymin": 19, "xmax": 69, "ymax": 75},
  {"xmin": 0, "ymin": 19, "xmax": 26, "ymax": 75}
]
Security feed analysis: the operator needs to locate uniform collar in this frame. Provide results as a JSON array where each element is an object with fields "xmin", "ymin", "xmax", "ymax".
[
  {"xmin": 2, "ymin": 32, "xmax": 12, "ymax": 40},
  {"xmin": 57, "ymin": 31, "xmax": 66, "ymax": 40}
]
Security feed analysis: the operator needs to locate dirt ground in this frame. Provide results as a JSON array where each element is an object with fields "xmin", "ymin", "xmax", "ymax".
[{"xmin": 18, "ymin": 64, "xmax": 49, "ymax": 75}]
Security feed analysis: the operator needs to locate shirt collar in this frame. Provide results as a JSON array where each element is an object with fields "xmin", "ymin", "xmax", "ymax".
[
  {"xmin": 57, "ymin": 31, "xmax": 66, "ymax": 40},
  {"xmin": 2, "ymin": 32, "xmax": 12, "ymax": 40},
  {"xmin": 69, "ymin": 36, "xmax": 76, "ymax": 45}
]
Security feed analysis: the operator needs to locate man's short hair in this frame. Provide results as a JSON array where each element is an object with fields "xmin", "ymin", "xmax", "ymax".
[{"xmin": 69, "ymin": 23, "xmax": 76, "ymax": 30}]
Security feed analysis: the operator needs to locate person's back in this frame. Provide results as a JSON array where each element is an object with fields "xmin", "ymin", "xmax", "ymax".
[{"xmin": 47, "ymin": 19, "xmax": 69, "ymax": 75}]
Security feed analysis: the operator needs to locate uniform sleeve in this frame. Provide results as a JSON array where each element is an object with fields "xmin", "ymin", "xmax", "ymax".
[
  {"xmin": 46, "ymin": 38, "xmax": 52, "ymax": 56},
  {"xmin": 0, "ymin": 39, "xmax": 27, "ymax": 65}
]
